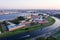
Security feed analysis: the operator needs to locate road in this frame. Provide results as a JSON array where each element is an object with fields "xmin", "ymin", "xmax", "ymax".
[{"xmin": 0, "ymin": 16, "xmax": 60, "ymax": 40}]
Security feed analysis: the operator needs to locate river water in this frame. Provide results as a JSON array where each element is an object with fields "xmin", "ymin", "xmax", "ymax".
[{"xmin": 0, "ymin": 13, "xmax": 30, "ymax": 20}]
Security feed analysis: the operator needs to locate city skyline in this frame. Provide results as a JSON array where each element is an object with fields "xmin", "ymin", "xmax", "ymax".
[{"xmin": 0, "ymin": 0, "xmax": 60, "ymax": 9}]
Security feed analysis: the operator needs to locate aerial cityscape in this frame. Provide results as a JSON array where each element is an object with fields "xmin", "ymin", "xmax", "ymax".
[{"xmin": 0, "ymin": 0, "xmax": 60, "ymax": 40}]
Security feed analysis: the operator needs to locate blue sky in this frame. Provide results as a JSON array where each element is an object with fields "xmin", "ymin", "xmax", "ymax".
[{"xmin": 0, "ymin": 0, "xmax": 60, "ymax": 9}]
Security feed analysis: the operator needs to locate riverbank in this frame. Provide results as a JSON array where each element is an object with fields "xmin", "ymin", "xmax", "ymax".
[
  {"xmin": 0, "ymin": 17, "xmax": 55, "ymax": 37},
  {"xmin": 26, "ymin": 26, "xmax": 60, "ymax": 40},
  {"xmin": 53, "ymin": 14, "xmax": 60, "ymax": 19}
]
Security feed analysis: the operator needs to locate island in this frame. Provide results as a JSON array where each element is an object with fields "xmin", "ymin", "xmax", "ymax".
[{"xmin": 0, "ymin": 13, "xmax": 55, "ymax": 37}]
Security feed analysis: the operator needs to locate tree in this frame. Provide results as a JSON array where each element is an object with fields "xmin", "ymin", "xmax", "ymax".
[
  {"xmin": 10, "ymin": 19, "xmax": 19, "ymax": 24},
  {"xmin": 2, "ymin": 21, "xmax": 8, "ymax": 27},
  {"xmin": 1, "ymin": 21, "xmax": 9, "ymax": 31},
  {"xmin": 30, "ymin": 22, "xmax": 36, "ymax": 26},
  {"xmin": 17, "ymin": 16, "xmax": 25, "ymax": 20},
  {"xmin": 46, "ymin": 36, "xmax": 57, "ymax": 40}
]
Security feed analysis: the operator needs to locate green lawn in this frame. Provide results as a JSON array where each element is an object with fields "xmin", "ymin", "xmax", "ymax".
[
  {"xmin": 36, "ymin": 36, "xmax": 58, "ymax": 40},
  {"xmin": 0, "ymin": 26, "xmax": 4, "ymax": 32},
  {"xmin": 53, "ymin": 32, "xmax": 60, "ymax": 40},
  {"xmin": 0, "ymin": 17, "xmax": 55, "ymax": 37},
  {"xmin": 51, "ymin": 26, "xmax": 60, "ymax": 40},
  {"xmin": 52, "ymin": 35, "xmax": 60, "ymax": 40}
]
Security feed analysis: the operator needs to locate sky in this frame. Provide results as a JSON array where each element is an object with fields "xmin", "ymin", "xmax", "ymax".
[{"xmin": 0, "ymin": 0, "xmax": 60, "ymax": 9}]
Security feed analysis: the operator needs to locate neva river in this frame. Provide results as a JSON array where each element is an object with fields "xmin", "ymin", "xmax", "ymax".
[
  {"xmin": 0, "ymin": 13, "xmax": 40, "ymax": 20},
  {"xmin": 0, "ymin": 13, "xmax": 30, "ymax": 20}
]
